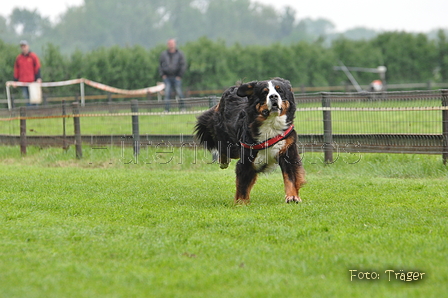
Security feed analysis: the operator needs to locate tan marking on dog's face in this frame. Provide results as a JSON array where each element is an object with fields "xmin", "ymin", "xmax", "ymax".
[
  {"xmin": 257, "ymin": 103, "xmax": 269, "ymax": 113},
  {"xmin": 279, "ymin": 100, "xmax": 290, "ymax": 116},
  {"xmin": 256, "ymin": 103, "xmax": 269, "ymax": 119}
]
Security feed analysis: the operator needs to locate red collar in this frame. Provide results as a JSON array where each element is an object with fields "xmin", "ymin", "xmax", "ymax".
[{"xmin": 240, "ymin": 125, "xmax": 294, "ymax": 150}]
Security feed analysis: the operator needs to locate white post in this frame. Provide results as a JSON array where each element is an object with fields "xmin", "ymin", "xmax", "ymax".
[
  {"xmin": 377, "ymin": 66, "xmax": 387, "ymax": 82},
  {"xmin": 80, "ymin": 80, "xmax": 85, "ymax": 107},
  {"xmin": 6, "ymin": 84, "xmax": 11, "ymax": 110}
]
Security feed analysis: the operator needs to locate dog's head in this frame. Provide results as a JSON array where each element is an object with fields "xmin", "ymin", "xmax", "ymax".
[{"xmin": 237, "ymin": 78, "xmax": 295, "ymax": 119}]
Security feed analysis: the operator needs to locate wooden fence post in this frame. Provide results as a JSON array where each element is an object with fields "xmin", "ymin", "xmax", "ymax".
[
  {"xmin": 62, "ymin": 100, "xmax": 68, "ymax": 151},
  {"xmin": 131, "ymin": 100, "xmax": 140, "ymax": 156},
  {"xmin": 73, "ymin": 102, "xmax": 82, "ymax": 159},
  {"xmin": 107, "ymin": 92, "xmax": 113, "ymax": 113},
  {"xmin": 442, "ymin": 89, "xmax": 448, "ymax": 165},
  {"xmin": 321, "ymin": 92, "xmax": 333, "ymax": 163},
  {"xmin": 20, "ymin": 106, "xmax": 26, "ymax": 156}
]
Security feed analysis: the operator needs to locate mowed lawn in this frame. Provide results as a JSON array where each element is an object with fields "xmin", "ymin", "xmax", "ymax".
[{"xmin": 0, "ymin": 146, "xmax": 447, "ymax": 298}]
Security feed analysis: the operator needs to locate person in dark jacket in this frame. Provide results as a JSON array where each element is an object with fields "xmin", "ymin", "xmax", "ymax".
[
  {"xmin": 13, "ymin": 40, "xmax": 42, "ymax": 104},
  {"xmin": 159, "ymin": 39, "xmax": 186, "ymax": 112}
]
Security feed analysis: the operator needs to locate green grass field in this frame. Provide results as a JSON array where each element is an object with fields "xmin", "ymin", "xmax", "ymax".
[{"xmin": 0, "ymin": 146, "xmax": 447, "ymax": 297}]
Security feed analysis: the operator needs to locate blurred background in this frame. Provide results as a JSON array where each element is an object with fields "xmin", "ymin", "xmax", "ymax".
[
  {"xmin": 1, "ymin": 0, "xmax": 447, "ymax": 162},
  {"xmin": 1, "ymin": 0, "xmax": 448, "ymax": 96}
]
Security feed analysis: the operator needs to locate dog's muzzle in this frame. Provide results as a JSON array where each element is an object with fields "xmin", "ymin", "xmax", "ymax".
[{"xmin": 269, "ymin": 94, "xmax": 282, "ymax": 114}]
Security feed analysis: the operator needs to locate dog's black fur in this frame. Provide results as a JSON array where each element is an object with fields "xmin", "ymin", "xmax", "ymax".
[{"xmin": 195, "ymin": 77, "xmax": 305, "ymax": 204}]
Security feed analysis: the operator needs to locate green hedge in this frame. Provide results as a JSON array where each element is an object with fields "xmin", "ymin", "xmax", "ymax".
[{"xmin": 1, "ymin": 31, "xmax": 447, "ymax": 97}]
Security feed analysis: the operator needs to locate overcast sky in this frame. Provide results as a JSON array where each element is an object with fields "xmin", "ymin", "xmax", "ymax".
[{"xmin": 1, "ymin": 0, "xmax": 447, "ymax": 32}]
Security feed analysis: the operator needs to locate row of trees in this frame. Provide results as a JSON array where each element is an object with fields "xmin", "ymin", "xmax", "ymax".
[
  {"xmin": 0, "ymin": 0, "xmax": 379, "ymax": 55},
  {"xmin": 1, "ymin": 30, "xmax": 448, "ymax": 97}
]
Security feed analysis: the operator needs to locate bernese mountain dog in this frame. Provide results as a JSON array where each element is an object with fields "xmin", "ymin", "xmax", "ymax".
[{"xmin": 194, "ymin": 77, "xmax": 305, "ymax": 204}]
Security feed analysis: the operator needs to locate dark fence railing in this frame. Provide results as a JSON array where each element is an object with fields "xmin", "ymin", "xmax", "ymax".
[{"xmin": 1, "ymin": 90, "xmax": 447, "ymax": 164}]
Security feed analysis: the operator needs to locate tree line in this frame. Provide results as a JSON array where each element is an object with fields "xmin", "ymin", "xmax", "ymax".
[
  {"xmin": 1, "ymin": 30, "xmax": 448, "ymax": 97},
  {"xmin": 0, "ymin": 0, "xmax": 371, "ymax": 55}
]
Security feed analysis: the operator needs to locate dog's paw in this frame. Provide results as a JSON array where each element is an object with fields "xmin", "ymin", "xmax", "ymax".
[
  {"xmin": 285, "ymin": 195, "xmax": 301, "ymax": 204},
  {"xmin": 234, "ymin": 198, "xmax": 250, "ymax": 205},
  {"xmin": 220, "ymin": 163, "xmax": 229, "ymax": 169}
]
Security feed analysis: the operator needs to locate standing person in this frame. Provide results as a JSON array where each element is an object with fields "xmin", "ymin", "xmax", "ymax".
[
  {"xmin": 159, "ymin": 39, "xmax": 186, "ymax": 112},
  {"xmin": 13, "ymin": 40, "xmax": 42, "ymax": 105}
]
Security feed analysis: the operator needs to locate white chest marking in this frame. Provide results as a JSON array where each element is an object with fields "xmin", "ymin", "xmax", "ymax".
[
  {"xmin": 253, "ymin": 113, "xmax": 288, "ymax": 172},
  {"xmin": 256, "ymin": 114, "xmax": 289, "ymax": 142},
  {"xmin": 253, "ymin": 140, "xmax": 285, "ymax": 172}
]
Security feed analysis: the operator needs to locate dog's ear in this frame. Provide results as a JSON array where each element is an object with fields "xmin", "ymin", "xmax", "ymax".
[{"xmin": 237, "ymin": 81, "xmax": 258, "ymax": 97}]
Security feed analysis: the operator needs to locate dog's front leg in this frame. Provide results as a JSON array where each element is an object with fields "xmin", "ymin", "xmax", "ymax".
[
  {"xmin": 234, "ymin": 159, "xmax": 257, "ymax": 204},
  {"xmin": 279, "ymin": 145, "xmax": 306, "ymax": 204}
]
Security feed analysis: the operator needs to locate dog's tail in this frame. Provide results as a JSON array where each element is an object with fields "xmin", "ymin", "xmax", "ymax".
[
  {"xmin": 194, "ymin": 108, "xmax": 216, "ymax": 151},
  {"xmin": 194, "ymin": 85, "xmax": 243, "ymax": 152}
]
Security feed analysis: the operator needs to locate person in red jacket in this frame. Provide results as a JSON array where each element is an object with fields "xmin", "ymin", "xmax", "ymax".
[{"xmin": 13, "ymin": 40, "xmax": 42, "ymax": 104}]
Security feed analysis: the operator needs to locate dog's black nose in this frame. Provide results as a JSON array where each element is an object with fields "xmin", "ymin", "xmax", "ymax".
[{"xmin": 270, "ymin": 94, "xmax": 279, "ymax": 106}]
